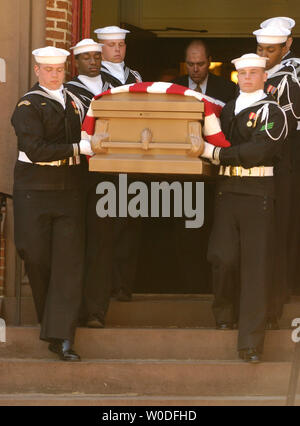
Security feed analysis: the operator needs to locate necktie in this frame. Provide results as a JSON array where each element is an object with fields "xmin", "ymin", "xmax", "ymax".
[{"xmin": 194, "ymin": 83, "xmax": 202, "ymax": 93}]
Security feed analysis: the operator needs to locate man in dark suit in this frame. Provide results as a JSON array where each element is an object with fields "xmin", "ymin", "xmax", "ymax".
[{"xmin": 173, "ymin": 39, "xmax": 236, "ymax": 103}]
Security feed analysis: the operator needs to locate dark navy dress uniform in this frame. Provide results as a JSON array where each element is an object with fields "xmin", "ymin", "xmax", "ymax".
[
  {"xmin": 99, "ymin": 65, "xmax": 143, "ymax": 306},
  {"xmin": 264, "ymin": 63, "xmax": 300, "ymax": 318},
  {"xmin": 100, "ymin": 63, "xmax": 142, "ymax": 89},
  {"xmin": 67, "ymin": 67, "xmax": 143, "ymax": 320},
  {"xmin": 11, "ymin": 83, "xmax": 87, "ymax": 343},
  {"xmin": 66, "ymin": 77, "xmax": 96, "ymax": 112},
  {"xmin": 207, "ymin": 95, "xmax": 288, "ymax": 353},
  {"xmin": 66, "ymin": 76, "xmax": 115, "ymax": 323}
]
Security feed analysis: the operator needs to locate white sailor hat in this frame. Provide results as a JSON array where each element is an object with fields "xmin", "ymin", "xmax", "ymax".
[
  {"xmin": 32, "ymin": 46, "xmax": 70, "ymax": 64},
  {"xmin": 94, "ymin": 26, "xmax": 130, "ymax": 40},
  {"xmin": 70, "ymin": 39, "xmax": 103, "ymax": 55},
  {"xmin": 260, "ymin": 17, "xmax": 295, "ymax": 30},
  {"xmin": 253, "ymin": 24, "xmax": 290, "ymax": 44},
  {"xmin": 231, "ymin": 53, "xmax": 269, "ymax": 70}
]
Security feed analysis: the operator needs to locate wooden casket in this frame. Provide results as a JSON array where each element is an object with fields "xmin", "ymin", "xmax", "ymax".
[{"xmin": 88, "ymin": 91, "xmax": 214, "ymax": 175}]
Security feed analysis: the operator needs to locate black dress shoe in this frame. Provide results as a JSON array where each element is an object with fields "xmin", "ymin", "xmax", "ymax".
[
  {"xmin": 48, "ymin": 339, "xmax": 81, "ymax": 362},
  {"xmin": 216, "ymin": 322, "xmax": 233, "ymax": 330},
  {"xmin": 85, "ymin": 314, "xmax": 105, "ymax": 329},
  {"xmin": 239, "ymin": 348, "xmax": 261, "ymax": 364},
  {"xmin": 265, "ymin": 318, "xmax": 280, "ymax": 330}
]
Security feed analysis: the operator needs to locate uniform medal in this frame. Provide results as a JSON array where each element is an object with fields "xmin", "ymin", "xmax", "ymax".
[
  {"xmin": 71, "ymin": 101, "xmax": 79, "ymax": 114},
  {"xmin": 247, "ymin": 112, "xmax": 256, "ymax": 128},
  {"xmin": 267, "ymin": 84, "xmax": 278, "ymax": 96}
]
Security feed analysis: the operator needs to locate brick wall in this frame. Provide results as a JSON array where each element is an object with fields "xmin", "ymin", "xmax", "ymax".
[{"xmin": 46, "ymin": 0, "xmax": 73, "ymax": 74}]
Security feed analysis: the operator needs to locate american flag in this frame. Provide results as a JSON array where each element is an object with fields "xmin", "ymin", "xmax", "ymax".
[{"xmin": 82, "ymin": 82, "xmax": 230, "ymax": 148}]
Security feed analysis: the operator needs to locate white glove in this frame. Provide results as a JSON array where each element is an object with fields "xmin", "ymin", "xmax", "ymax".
[
  {"xmin": 79, "ymin": 139, "xmax": 94, "ymax": 156},
  {"xmin": 201, "ymin": 142, "xmax": 221, "ymax": 165},
  {"xmin": 201, "ymin": 142, "xmax": 215, "ymax": 159}
]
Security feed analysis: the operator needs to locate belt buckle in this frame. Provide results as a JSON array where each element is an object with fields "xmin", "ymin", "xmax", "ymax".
[
  {"xmin": 230, "ymin": 166, "xmax": 242, "ymax": 177},
  {"xmin": 60, "ymin": 159, "xmax": 68, "ymax": 166}
]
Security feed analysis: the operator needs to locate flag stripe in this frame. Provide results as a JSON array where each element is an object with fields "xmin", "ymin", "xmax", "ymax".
[{"xmin": 82, "ymin": 82, "xmax": 230, "ymax": 148}]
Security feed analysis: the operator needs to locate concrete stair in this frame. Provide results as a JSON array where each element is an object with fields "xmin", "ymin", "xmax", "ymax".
[
  {"xmin": 0, "ymin": 327, "xmax": 296, "ymax": 362},
  {"xmin": 1, "ymin": 394, "xmax": 300, "ymax": 406},
  {"xmin": 3, "ymin": 292, "xmax": 300, "ymax": 328},
  {"xmin": 0, "ymin": 294, "xmax": 299, "ymax": 406}
]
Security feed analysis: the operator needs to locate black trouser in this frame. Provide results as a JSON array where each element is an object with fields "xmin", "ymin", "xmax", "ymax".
[
  {"xmin": 111, "ymin": 216, "xmax": 142, "ymax": 296},
  {"xmin": 13, "ymin": 189, "xmax": 85, "ymax": 342},
  {"xmin": 111, "ymin": 173, "xmax": 142, "ymax": 296},
  {"xmin": 82, "ymin": 176, "xmax": 114, "ymax": 320},
  {"xmin": 82, "ymin": 173, "xmax": 142, "ymax": 320},
  {"xmin": 207, "ymin": 191, "xmax": 274, "ymax": 353},
  {"xmin": 172, "ymin": 180, "xmax": 215, "ymax": 294},
  {"xmin": 268, "ymin": 172, "xmax": 292, "ymax": 319},
  {"xmin": 288, "ymin": 171, "xmax": 300, "ymax": 296}
]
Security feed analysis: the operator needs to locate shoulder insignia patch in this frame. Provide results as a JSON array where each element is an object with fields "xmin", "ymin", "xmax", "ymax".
[
  {"xmin": 18, "ymin": 100, "xmax": 31, "ymax": 107},
  {"xmin": 260, "ymin": 122, "xmax": 274, "ymax": 131}
]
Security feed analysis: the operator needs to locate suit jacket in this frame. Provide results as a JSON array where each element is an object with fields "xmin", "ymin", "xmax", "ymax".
[{"xmin": 173, "ymin": 73, "xmax": 237, "ymax": 104}]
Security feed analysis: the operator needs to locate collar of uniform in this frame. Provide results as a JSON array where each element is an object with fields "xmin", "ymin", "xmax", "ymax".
[
  {"xmin": 267, "ymin": 63, "xmax": 284, "ymax": 78},
  {"xmin": 78, "ymin": 74, "xmax": 103, "ymax": 96},
  {"xmin": 101, "ymin": 61, "xmax": 126, "ymax": 84},
  {"xmin": 282, "ymin": 50, "xmax": 291, "ymax": 61},
  {"xmin": 188, "ymin": 75, "xmax": 208, "ymax": 93},
  {"xmin": 234, "ymin": 89, "xmax": 267, "ymax": 115},
  {"xmin": 39, "ymin": 84, "xmax": 66, "ymax": 109}
]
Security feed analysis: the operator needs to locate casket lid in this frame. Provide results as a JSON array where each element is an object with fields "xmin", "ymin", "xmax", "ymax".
[{"xmin": 91, "ymin": 92, "xmax": 204, "ymax": 113}]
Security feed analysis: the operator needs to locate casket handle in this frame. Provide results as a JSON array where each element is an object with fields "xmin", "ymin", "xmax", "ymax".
[
  {"xmin": 141, "ymin": 128, "xmax": 153, "ymax": 150},
  {"xmin": 91, "ymin": 120, "xmax": 110, "ymax": 154},
  {"xmin": 187, "ymin": 121, "xmax": 204, "ymax": 157}
]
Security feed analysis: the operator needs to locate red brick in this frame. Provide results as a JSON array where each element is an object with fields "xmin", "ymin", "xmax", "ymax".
[
  {"xmin": 56, "ymin": 1, "xmax": 69, "ymax": 9},
  {"xmin": 55, "ymin": 41, "xmax": 68, "ymax": 49},
  {"xmin": 46, "ymin": 40, "xmax": 55, "ymax": 46},
  {"xmin": 46, "ymin": 10, "xmax": 66, "ymax": 20},
  {"xmin": 46, "ymin": 19, "xmax": 55, "ymax": 28},
  {"xmin": 46, "ymin": 30, "xmax": 65, "ymax": 40},
  {"xmin": 46, "ymin": 0, "xmax": 55, "ymax": 7},
  {"xmin": 56, "ymin": 21, "xmax": 68, "ymax": 30}
]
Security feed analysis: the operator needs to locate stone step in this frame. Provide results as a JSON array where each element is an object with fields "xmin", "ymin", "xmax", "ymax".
[
  {"xmin": 0, "ymin": 358, "xmax": 293, "ymax": 396},
  {"xmin": 3, "ymin": 294, "xmax": 300, "ymax": 327},
  {"xmin": 0, "ymin": 327, "xmax": 295, "ymax": 362},
  {"xmin": 0, "ymin": 393, "xmax": 299, "ymax": 406}
]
